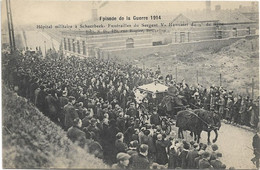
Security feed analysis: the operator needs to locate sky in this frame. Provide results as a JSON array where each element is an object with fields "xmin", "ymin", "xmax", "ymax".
[{"xmin": 1, "ymin": 0, "xmax": 256, "ymax": 26}]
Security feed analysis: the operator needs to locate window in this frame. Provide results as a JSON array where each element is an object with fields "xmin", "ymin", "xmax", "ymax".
[
  {"xmin": 72, "ymin": 39, "xmax": 75, "ymax": 52},
  {"xmin": 64, "ymin": 38, "xmax": 67, "ymax": 50},
  {"xmin": 82, "ymin": 41, "xmax": 86, "ymax": 55},
  {"xmin": 77, "ymin": 40, "xmax": 80, "ymax": 54},
  {"xmin": 247, "ymin": 27, "xmax": 251, "ymax": 35},
  {"xmin": 180, "ymin": 32, "xmax": 185, "ymax": 43},
  {"xmin": 233, "ymin": 28, "xmax": 238, "ymax": 37},
  {"xmin": 126, "ymin": 38, "xmax": 134, "ymax": 48},
  {"xmin": 68, "ymin": 38, "xmax": 71, "ymax": 51}
]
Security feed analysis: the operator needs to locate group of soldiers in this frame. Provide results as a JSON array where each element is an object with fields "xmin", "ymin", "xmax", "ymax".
[{"xmin": 2, "ymin": 50, "xmax": 259, "ymax": 169}]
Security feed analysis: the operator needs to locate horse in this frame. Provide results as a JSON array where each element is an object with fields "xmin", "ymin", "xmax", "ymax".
[
  {"xmin": 176, "ymin": 109, "xmax": 220, "ymax": 143},
  {"xmin": 203, "ymin": 112, "xmax": 221, "ymax": 143}
]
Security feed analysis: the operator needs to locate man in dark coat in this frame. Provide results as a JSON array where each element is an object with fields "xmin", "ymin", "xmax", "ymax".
[
  {"xmin": 210, "ymin": 152, "xmax": 226, "ymax": 169},
  {"xmin": 179, "ymin": 141, "xmax": 189, "ymax": 169},
  {"xmin": 115, "ymin": 132, "xmax": 128, "ymax": 154},
  {"xmin": 116, "ymin": 112, "xmax": 126, "ymax": 133},
  {"xmin": 199, "ymin": 152, "xmax": 212, "ymax": 169},
  {"xmin": 251, "ymin": 131, "xmax": 260, "ymax": 169},
  {"xmin": 45, "ymin": 90, "xmax": 59, "ymax": 123},
  {"xmin": 106, "ymin": 119, "xmax": 120, "ymax": 165},
  {"xmin": 112, "ymin": 152, "xmax": 131, "ymax": 169},
  {"xmin": 150, "ymin": 108, "xmax": 161, "ymax": 126},
  {"xmin": 29, "ymin": 77, "xmax": 39, "ymax": 103},
  {"xmin": 59, "ymin": 91, "xmax": 69, "ymax": 108},
  {"xmin": 168, "ymin": 144, "xmax": 177, "ymax": 169},
  {"xmin": 127, "ymin": 140, "xmax": 139, "ymax": 156},
  {"xmin": 124, "ymin": 122, "xmax": 135, "ymax": 144},
  {"xmin": 194, "ymin": 150, "xmax": 204, "ymax": 168},
  {"xmin": 36, "ymin": 85, "xmax": 47, "ymax": 113},
  {"xmin": 64, "ymin": 96, "xmax": 78, "ymax": 130},
  {"xmin": 86, "ymin": 118, "xmax": 101, "ymax": 142},
  {"xmin": 120, "ymin": 90, "xmax": 128, "ymax": 111},
  {"xmin": 129, "ymin": 144, "xmax": 150, "ymax": 169},
  {"xmin": 187, "ymin": 143, "xmax": 199, "ymax": 169},
  {"xmin": 67, "ymin": 118, "xmax": 87, "ymax": 148},
  {"xmin": 126, "ymin": 103, "xmax": 138, "ymax": 118},
  {"xmin": 155, "ymin": 134, "xmax": 168, "ymax": 165}
]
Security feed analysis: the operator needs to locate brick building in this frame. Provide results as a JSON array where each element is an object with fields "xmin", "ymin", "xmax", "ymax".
[
  {"xmin": 170, "ymin": 10, "xmax": 258, "ymax": 43},
  {"xmin": 62, "ymin": 29, "xmax": 154, "ymax": 58}
]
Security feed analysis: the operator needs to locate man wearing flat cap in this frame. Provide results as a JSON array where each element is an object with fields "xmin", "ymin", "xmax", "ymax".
[
  {"xmin": 129, "ymin": 144, "xmax": 150, "ymax": 169},
  {"xmin": 67, "ymin": 118, "xmax": 86, "ymax": 148},
  {"xmin": 199, "ymin": 151, "xmax": 212, "ymax": 169},
  {"xmin": 112, "ymin": 152, "xmax": 131, "ymax": 169},
  {"xmin": 187, "ymin": 142, "xmax": 199, "ymax": 169},
  {"xmin": 64, "ymin": 96, "xmax": 78, "ymax": 130},
  {"xmin": 210, "ymin": 152, "xmax": 226, "ymax": 169}
]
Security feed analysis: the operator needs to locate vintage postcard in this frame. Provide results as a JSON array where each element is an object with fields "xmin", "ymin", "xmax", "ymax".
[{"xmin": 1, "ymin": 0, "xmax": 259, "ymax": 169}]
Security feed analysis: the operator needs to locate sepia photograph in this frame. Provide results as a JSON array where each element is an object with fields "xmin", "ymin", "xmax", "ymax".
[{"xmin": 1, "ymin": 0, "xmax": 259, "ymax": 169}]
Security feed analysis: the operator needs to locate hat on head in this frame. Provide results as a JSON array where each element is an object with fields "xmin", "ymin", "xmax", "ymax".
[
  {"xmin": 129, "ymin": 140, "xmax": 139, "ymax": 148},
  {"xmin": 68, "ymin": 96, "xmax": 76, "ymax": 102},
  {"xmin": 73, "ymin": 118, "xmax": 81, "ymax": 126},
  {"xmin": 144, "ymin": 129, "xmax": 150, "ymax": 136},
  {"xmin": 202, "ymin": 151, "xmax": 210, "ymax": 158},
  {"xmin": 139, "ymin": 144, "xmax": 148, "ymax": 153},
  {"xmin": 116, "ymin": 153, "xmax": 131, "ymax": 161},
  {"xmin": 183, "ymin": 142, "xmax": 190, "ymax": 150},
  {"xmin": 116, "ymin": 132, "xmax": 124, "ymax": 139},
  {"xmin": 90, "ymin": 118, "xmax": 97, "ymax": 124},
  {"xmin": 157, "ymin": 134, "xmax": 162, "ymax": 140},
  {"xmin": 211, "ymin": 144, "xmax": 218, "ymax": 151},
  {"xmin": 193, "ymin": 144, "xmax": 198, "ymax": 148},
  {"xmin": 198, "ymin": 150, "xmax": 205, "ymax": 156},
  {"xmin": 216, "ymin": 152, "xmax": 222, "ymax": 158}
]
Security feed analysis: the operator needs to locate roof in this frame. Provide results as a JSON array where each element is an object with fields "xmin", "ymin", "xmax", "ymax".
[
  {"xmin": 137, "ymin": 82, "xmax": 168, "ymax": 93},
  {"xmin": 171, "ymin": 10, "xmax": 256, "ymax": 24}
]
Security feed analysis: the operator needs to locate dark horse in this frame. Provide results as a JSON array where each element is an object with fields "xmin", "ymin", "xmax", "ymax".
[{"xmin": 176, "ymin": 109, "xmax": 221, "ymax": 143}]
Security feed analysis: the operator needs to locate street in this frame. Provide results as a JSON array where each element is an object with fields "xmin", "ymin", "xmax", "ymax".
[
  {"xmin": 21, "ymin": 30, "xmax": 60, "ymax": 56},
  {"xmin": 171, "ymin": 122, "xmax": 256, "ymax": 169}
]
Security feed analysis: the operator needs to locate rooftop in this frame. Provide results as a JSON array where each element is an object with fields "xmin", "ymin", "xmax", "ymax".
[{"xmin": 172, "ymin": 10, "xmax": 256, "ymax": 24}]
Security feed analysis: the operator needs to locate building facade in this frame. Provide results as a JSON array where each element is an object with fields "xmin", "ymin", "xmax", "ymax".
[
  {"xmin": 62, "ymin": 30, "xmax": 153, "ymax": 58},
  {"xmin": 170, "ymin": 10, "xmax": 258, "ymax": 43}
]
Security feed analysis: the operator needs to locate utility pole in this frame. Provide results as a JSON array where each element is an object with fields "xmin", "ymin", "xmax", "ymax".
[
  {"xmin": 6, "ymin": 0, "xmax": 15, "ymax": 53},
  {"xmin": 196, "ymin": 70, "xmax": 199, "ymax": 85},
  {"xmin": 220, "ymin": 73, "xmax": 222, "ymax": 86},
  {"xmin": 44, "ymin": 41, "xmax": 46, "ymax": 57},
  {"xmin": 175, "ymin": 67, "xmax": 178, "ymax": 83},
  {"xmin": 252, "ymin": 78, "xmax": 254, "ymax": 99}
]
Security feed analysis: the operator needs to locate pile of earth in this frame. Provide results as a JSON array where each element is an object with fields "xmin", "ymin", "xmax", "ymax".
[
  {"xmin": 2, "ymin": 86, "xmax": 108, "ymax": 169},
  {"xmin": 131, "ymin": 37, "xmax": 259, "ymax": 97}
]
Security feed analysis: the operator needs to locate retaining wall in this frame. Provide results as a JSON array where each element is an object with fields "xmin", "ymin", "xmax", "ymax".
[{"xmin": 103, "ymin": 35, "xmax": 258, "ymax": 59}]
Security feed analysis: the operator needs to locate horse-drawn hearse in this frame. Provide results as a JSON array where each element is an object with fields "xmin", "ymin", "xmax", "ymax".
[{"xmin": 134, "ymin": 81, "xmax": 221, "ymax": 143}]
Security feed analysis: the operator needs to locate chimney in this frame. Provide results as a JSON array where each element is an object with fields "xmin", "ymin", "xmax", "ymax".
[
  {"xmin": 206, "ymin": 1, "xmax": 211, "ymax": 13},
  {"xmin": 215, "ymin": 5, "xmax": 221, "ymax": 11},
  {"xmin": 92, "ymin": 9, "xmax": 98, "ymax": 21}
]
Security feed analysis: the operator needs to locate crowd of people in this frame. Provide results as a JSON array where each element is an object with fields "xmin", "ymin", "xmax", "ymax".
[{"xmin": 2, "ymin": 49, "xmax": 259, "ymax": 169}]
